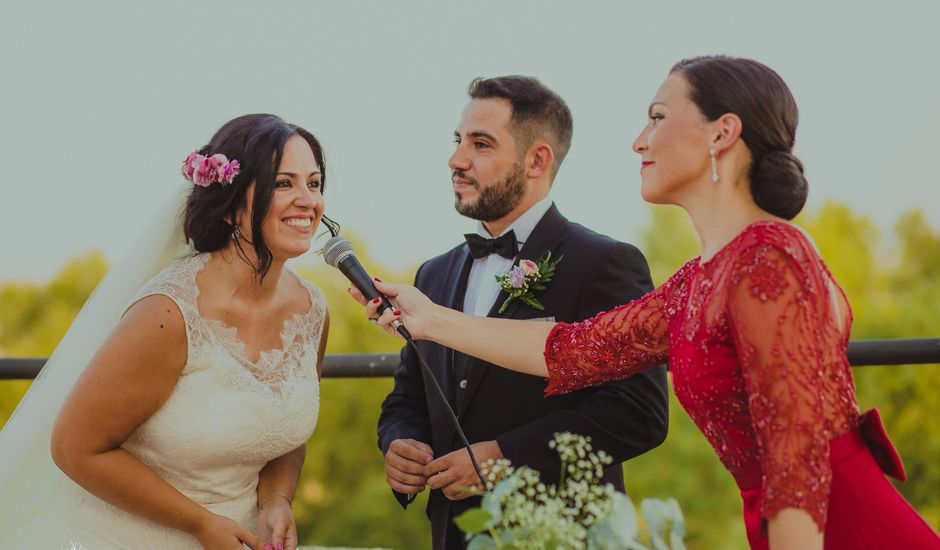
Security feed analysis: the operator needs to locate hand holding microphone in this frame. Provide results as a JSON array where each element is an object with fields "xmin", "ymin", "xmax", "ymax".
[{"xmin": 323, "ymin": 236, "xmax": 435, "ymax": 340}]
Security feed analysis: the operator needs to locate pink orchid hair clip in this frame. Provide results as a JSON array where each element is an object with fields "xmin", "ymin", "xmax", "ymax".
[{"xmin": 181, "ymin": 151, "xmax": 241, "ymax": 187}]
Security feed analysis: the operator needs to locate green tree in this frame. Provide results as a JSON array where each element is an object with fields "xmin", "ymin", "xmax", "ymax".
[
  {"xmin": 0, "ymin": 251, "xmax": 108, "ymax": 426},
  {"xmin": 1, "ymin": 205, "xmax": 936, "ymax": 549}
]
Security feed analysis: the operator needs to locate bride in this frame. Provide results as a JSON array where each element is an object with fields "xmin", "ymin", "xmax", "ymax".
[{"xmin": 0, "ymin": 114, "xmax": 332, "ymax": 549}]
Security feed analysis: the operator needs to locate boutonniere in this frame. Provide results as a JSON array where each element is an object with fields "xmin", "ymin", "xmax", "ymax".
[{"xmin": 495, "ymin": 251, "xmax": 563, "ymax": 314}]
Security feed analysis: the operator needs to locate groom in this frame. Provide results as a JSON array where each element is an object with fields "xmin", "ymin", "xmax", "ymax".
[{"xmin": 377, "ymin": 76, "xmax": 669, "ymax": 550}]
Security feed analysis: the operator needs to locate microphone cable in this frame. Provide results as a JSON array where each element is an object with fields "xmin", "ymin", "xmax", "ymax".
[
  {"xmin": 320, "ymin": 229, "xmax": 487, "ymax": 491},
  {"xmin": 401, "ymin": 329, "xmax": 486, "ymax": 490}
]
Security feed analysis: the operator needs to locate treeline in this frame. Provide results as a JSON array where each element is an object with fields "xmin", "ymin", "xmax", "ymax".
[{"xmin": 1, "ymin": 201, "xmax": 936, "ymax": 549}]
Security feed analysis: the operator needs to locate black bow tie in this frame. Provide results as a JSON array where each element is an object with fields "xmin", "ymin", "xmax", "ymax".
[{"xmin": 464, "ymin": 230, "xmax": 519, "ymax": 260}]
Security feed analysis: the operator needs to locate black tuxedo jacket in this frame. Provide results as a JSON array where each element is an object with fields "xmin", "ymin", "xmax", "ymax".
[{"xmin": 377, "ymin": 205, "xmax": 669, "ymax": 550}]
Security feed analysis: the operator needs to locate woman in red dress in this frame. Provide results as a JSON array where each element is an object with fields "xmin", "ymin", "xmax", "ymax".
[{"xmin": 358, "ymin": 56, "xmax": 939, "ymax": 549}]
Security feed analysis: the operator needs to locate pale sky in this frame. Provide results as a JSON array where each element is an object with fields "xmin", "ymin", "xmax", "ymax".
[{"xmin": 1, "ymin": 0, "xmax": 938, "ymax": 282}]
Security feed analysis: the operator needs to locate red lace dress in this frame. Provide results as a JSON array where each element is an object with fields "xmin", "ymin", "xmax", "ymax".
[{"xmin": 544, "ymin": 221, "xmax": 939, "ymax": 549}]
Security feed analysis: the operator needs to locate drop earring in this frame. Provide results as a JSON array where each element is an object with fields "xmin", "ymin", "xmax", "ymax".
[
  {"xmin": 232, "ymin": 224, "xmax": 243, "ymax": 241},
  {"xmin": 709, "ymin": 147, "xmax": 719, "ymax": 183}
]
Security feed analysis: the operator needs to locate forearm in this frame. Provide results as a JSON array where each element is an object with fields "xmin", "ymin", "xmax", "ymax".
[
  {"xmin": 256, "ymin": 445, "xmax": 306, "ymax": 508},
  {"xmin": 768, "ymin": 508, "xmax": 823, "ymax": 550},
  {"xmin": 426, "ymin": 305, "xmax": 554, "ymax": 377},
  {"xmin": 57, "ymin": 448, "xmax": 210, "ymax": 536}
]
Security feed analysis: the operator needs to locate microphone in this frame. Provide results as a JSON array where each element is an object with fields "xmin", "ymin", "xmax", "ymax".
[
  {"xmin": 323, "ymin": 235, "xmax": 485, "ymax": 489},
  {"xmin": 323, "ymin": 236, "xmax": 411, "ymax": 339}
]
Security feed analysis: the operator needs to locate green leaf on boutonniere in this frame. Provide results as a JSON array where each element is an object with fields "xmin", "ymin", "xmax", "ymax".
[{"xmin": 495, "ymin": 251, "xmax": 563, "ymax": 314}]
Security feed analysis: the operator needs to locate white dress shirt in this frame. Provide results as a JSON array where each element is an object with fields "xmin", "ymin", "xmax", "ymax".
[{"xmin": 462, "ymin": 196, "xmax": 554, "ymax": 317}]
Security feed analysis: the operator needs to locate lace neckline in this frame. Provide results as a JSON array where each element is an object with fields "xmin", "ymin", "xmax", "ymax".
[
  {"xmin": 696, "ymin": 219, "xmax": 792, "ymax": 268},
  {"xmin": 189, "ymin": 253, "xmax": 318, "ymax": 368}
]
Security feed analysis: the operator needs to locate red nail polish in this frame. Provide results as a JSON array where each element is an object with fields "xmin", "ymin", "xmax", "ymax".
[
  {"xmin": 372, "ymin": 297, "xmax": 381, "ymax": 304},
  {"xmin": 394, "ymin": 310, "xmax": 402, "ymax": 316},
  {"xmin": 374, "ymin": 276, "xmax": 383, "ymax": 282}
]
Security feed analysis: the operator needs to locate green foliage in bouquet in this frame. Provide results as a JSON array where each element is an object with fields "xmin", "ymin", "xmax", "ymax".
[{"xmin": 455, "ymin": 433, "xmax": 686, "ymax": 550}]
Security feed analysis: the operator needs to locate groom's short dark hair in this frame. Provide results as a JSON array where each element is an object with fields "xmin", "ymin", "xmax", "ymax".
[{"xmin": 468, "ymin": 75, "xmax": 573, "ymax": 179}]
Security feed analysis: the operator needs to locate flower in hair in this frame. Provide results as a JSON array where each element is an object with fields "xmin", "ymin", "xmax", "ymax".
[{"xmin": 181, "ymin": 151, "xmax": 240, "ymax": 187}]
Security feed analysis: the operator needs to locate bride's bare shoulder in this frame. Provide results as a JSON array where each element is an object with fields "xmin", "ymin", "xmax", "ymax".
[{"xmin": 115, "ymin": 294, "xmax": 187, "ymax": 362}]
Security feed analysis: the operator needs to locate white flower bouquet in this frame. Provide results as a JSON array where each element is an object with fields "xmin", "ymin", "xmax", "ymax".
[{"xmin": 455, "ymin": 433, "xmax": 686, "ymax": 550}]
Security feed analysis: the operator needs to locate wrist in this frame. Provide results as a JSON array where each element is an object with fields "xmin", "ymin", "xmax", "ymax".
[
  {"xmin": 425, "ymin": 303, "xmax": 450, "ymax": 343},
  {"xmin": 258, "ymin": 491, "xmax": 293, "ymax": 512},
  {"xmin": 186, "ymin": 508, "xmax": 216, "ymax": 537},
  {"xmin": 483, "ymin": 440, "xmax": 504, "ymax": 460}
]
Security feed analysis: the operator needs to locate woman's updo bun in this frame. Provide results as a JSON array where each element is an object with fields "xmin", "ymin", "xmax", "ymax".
[
  {"xmin": 750, "ymin": 150, "xmax": 807, "ymax": 220},
  {"xmin": 671, "ymin": 56, "xmax": 809, "ymax": 220}
]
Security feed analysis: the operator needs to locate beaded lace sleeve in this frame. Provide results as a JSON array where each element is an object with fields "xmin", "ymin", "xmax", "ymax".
[
  {"xmin": 727, "ymin": 241, "xmax": 856, "ymax": 532},
  {"xmin": 542, "ymin": 261, "xmax": 695, "ymax": 395}
]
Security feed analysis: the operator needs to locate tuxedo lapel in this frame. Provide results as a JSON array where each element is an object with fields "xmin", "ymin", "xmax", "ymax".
[
  {"xmin": 436, "ymin": 247, "xmax": 473, "ymax": 410},
  {"xmin": 456, "ymin": 204, "xmax": 569, "ymax": 415},
  {"xmin": 486, "ymin": 204, "xmax": 568, "ymax": 319},
  {"xmin": 441, "ymin": 246, "xmax": 474, "ymax": 315}
]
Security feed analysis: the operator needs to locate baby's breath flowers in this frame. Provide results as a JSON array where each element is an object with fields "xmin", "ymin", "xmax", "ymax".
[{"xmin": 455, "ymin": 433, "xmax": 687, "ymax": 550}]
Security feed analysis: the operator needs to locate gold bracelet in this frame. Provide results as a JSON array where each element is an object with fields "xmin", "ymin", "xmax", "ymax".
[{"xmin": 258, "ymin": 491, "xmax": 293, "ymax": 512}]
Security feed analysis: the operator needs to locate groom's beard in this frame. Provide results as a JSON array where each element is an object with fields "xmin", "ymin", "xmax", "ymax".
[{"xmin": 453, "ymin": 161, "xmax": 526, "ymax": 222}]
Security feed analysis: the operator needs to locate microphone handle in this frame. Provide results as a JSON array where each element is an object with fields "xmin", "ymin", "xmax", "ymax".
[{"xmin": 337, "ymin": 255, "xmax": 412, "ymax": 339}]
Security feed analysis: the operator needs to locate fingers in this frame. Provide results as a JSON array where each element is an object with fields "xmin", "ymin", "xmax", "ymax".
[
  {"xmin": 386, "ymin": 462, "xmax": 428, "ymax": 487},
  {"xmin": 373, "ymin": 278, "xmax": 401, "ymax": 297},
  {"xmin": 346, "ymin": 280, "xmax": 401, "ymax": 303},
  {"xmin": 439, "ymin": 471, "xmax": 482, "ymax": 500},
  {"xmin": 365, "ymin": 297, "xmax": 383, "ymax": 319},
  {"xmin": 238, "ymin": 526, "xmax": 263, "ymax": 550},
  {"xmin": 424, "ymin": 452, "xmax": 452, "ymax": 476},
  {"xmin": 386, "ymin": 448, "xmax": 430, "ymax": 478},
  {"xmin": 432, "ymin": 470, "xmax": 479, "ymax": 500},
  {"xmin": 376, "ymin": 306, "xmax": 401, "ymax": 333},
  {"xmin": 364, "ymin": 297, "xmax": 401, "ymax": 336},
  {"xmin": 347, "ymin": 287, "xmax": 367, "ymax": 305},
  {"xmin": 285, "ymin": 524, "xmax": 298, "ymax": 550},
  {"xmin": 386, "ymin": 457, "xmax": 427, "ymax": 494},
  {"xmin": 424, "ymin": 449, "xmax": 484, "ymax": 499},
  {"xmin": 271, "ymin": 520, "xmax": 287, "ymax": 550},
  {"xmin": 390, "ymin": 439, "xmax": 433, "ymax": 464},
  {"xmin": 387, "ymin": 475, "xmax": 426, "ymax": 495},
  {"xmin": 426, "ymin": 468, "xmax": 458, "ymax": 490},
  {"xmin": 446, "ymin": 487, "xmax": 476, "ymax": 501},
  {"xmin": 386, "ymin": 439, "xmax": 432, "ymax": 494},
  {"xmin": 410, "ymin": 440, "xmax": 433, "ymax": 456},
  {"xmin": 424, "ymin": 452, "xmax": 456, "ymax": 490}
]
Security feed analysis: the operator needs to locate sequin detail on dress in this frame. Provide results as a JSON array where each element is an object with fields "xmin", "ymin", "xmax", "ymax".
[{"xmin": 543, "ymin": 221, "xmax": 860, "ymax": 531}]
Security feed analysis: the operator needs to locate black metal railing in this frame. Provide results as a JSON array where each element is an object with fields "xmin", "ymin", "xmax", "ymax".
[{"xmin": 1, "ymin": 338, "xmax": 938, "ymax": 380}]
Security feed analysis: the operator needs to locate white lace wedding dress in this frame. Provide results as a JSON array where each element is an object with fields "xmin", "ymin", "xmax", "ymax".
[{"xmin": 2, "ymin": 253, "xmax": 325, "ymax": 549}]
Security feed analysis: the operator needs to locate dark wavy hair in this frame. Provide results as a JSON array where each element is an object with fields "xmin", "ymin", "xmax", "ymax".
[
  {"xmin": 468, "ymin": 75, "xmax": 573, "ymax": 180},
  {"xmin": 183, "ymin": 114, "xmax": 337, "ymax": 280},
  {"xmin": 671, "ymin": 56, "xmax": 808, "ymax": 220}
]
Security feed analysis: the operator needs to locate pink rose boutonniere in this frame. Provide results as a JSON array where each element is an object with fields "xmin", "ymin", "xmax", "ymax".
[{"xmin": 494, "ymin": 252, "xmax": 563, "ymax": 314}]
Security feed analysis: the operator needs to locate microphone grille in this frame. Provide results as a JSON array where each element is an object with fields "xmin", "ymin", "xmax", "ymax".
[{"xmin": 323, "ymin": 236, "xmax": 354, "ymax": 267}]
